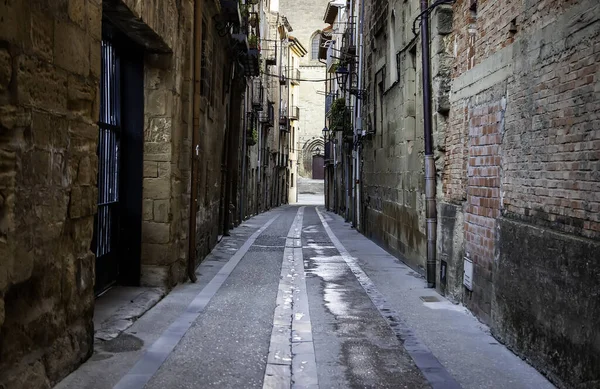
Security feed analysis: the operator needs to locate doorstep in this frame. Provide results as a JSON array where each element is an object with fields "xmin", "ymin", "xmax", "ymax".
[{"xmin": 94, "ymin": 286, "xmax": 166, "ymax": 341}]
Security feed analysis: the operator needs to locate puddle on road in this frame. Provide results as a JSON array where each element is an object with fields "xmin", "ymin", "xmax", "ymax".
[
  {"xmin": 307, "ymin": 255, "xmax": 357, "ymax": 319},
  {"xmin": 99, "ymin": 333, "xmax": 144, "ymax": 353}
]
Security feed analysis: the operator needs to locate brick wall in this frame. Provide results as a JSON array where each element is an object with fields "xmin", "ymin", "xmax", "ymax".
[
  {"xmin": 464, "ymin": 92, "xmax": 504, "ymax": 322},
  {"xmin": 445, "ymin": 0, "xmax": 600, "ymax": 385}
]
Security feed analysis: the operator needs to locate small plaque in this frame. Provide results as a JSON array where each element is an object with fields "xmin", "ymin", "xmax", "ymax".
[{"xmin": 463, "ymin": 257, "xmax": 473, "ymax": 290}]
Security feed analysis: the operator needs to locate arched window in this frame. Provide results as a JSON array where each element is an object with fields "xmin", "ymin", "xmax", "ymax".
[{"xmin": 311, "ymin": 32, "xmax": 321, "ymax": 60}]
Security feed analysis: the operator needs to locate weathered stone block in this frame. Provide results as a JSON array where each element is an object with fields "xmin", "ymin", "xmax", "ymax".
[
  {"xmin": 140, "ymin": 264, "xmax": 171, "ymax": 288},
  {"xmin": 0, "ymin": 297, "xmax": 4, "ymax": 328},
  {"xmin": 158, "ymin": 162, "xmax": 171, "ymax": 177},
  {"xmin": 141, "ymin": 243, "xmax": 172, "ymax": 265},
  {"xmin": 54, "ymin": 20, "xmax": 89, "ymax": 76},
  {"xmin": 142, "ymin": 221, "xmax": 170, "ymax": 244},
  {"xmin": 17, "ymin": 56, "xmax": 68, "ymax": 110},
  {"xmin": 145, "ymin": 117, "xmax": 172, "ymax": 142},
  {"xmin": 12, "ymin": 245, "xmax": 35, "ymax": 285},
  {"xmin": 494, "ymin": 217, "xmax": 600, "ymax": 388},
  {"xmin": 0, "ymin": 48, "xmax": 12, "ymax": 96},
  {"xmin": 21, "ymin": 149, "xmax": 51, "ymax": 186},
  {"xmin": 68, "ymin": 74, "xmax": 96, "ymax": 118},
  {"xmin": 31, "ymin": 10, "xmax": 54, "ymax": 61},
  {"xmin": 143, "ymin": 199, "xmax": 153, "ymax": 220},
  {"xmin": 432, "ymin": 6, "xmax": 453, "ymax": 36},
  {"xmin": 143, "ymin": 161, "xmax": 158, "ymax": 177},
  {"xmin": 69, "ymin": 185, "xmax": 82, "ymax": 219},
  {"xmin": 68, "ymin": 120, "xmax": 98, "ymax": 152},
  {"xmin": 0, "ymin": 360, "xmax": 51, "ymax": 389},
  {"xmin": 153, "ymin": 199, "xmax": 170, "ymax": 222},
  {"xmin": 89, "ymin": 39, "xmax": 101, "ymax": 79},
  {"xmin": 0, "ymin": 0, "xmax": 31, "ymax": 46},
  {"xmin": 86, "ymin": 2, "xmax": 102, "ymax": 40},
  {"xmin": 146, "ymin": 90, "xmax": 168, "ymax": 116},
  {"xmin": 144, "ymin": 142, "xmax": 172, "ymax": 162},
  {"xmin": 68, "ymin": 0, "xmax": 86, "ymax": 28},
  {"xmin": 143, "ymin": 177, "xmax": 170, "ymax": 199}
]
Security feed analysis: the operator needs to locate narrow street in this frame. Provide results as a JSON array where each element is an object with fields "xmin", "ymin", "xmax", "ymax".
[{"xmin": 56, "ymin": 203, "xmax": 554, "ymax": 389}]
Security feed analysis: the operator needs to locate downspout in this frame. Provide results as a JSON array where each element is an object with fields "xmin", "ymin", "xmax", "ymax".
[
  {"xmin": 420, "ymin": 0, "xmax": 436, "ymax": 288},
  {"xmin": 355, "ymin": 0, "xmax": 365, "ymax": 230},
  {"xmin": 187, "ymin": 0, "xmax": 201, "ymax": 283},
  {"xmin": 320, "ymin": 58, "xmax": 328, "ymax": 210},
  {"xmin": 241, "ymin": 89, "xmax": 248, "ymax": 221}
]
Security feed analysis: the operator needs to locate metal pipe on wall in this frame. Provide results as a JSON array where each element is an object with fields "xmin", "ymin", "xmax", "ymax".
[
  {"xmin": 420, "ymin": 0, "xmax": 437, "ymax": 288},
  {"xmin": 187, "ymin": 0, "xmax": 202, "ymax": 283}
]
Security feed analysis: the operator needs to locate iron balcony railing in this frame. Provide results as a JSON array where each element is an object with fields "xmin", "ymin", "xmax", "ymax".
[
  {"xmin": 289, "ymin": 68, "xmax": 300, "ymax": 85},
  {"xmin": 259, "ymin": 103, "xmax": 275, "ymax": 126},
  {"xmin": 325, "ymin": 92, "xmax": 337, "ymax": 116},
  {"xmin": 252, "ymin": 78, "xmax": 263, "ymax": 110},
  {"xmin": 289, "ymin": 106, "xmax": 300, "ymax": 121},
  {"xmin": 341, "ymin": 18, "xmax": 356, "ymax": 58}
]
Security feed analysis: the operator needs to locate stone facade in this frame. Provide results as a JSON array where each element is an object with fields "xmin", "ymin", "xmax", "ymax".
[
  {"xmin": 279, "ymin": 0, "xmax": 329, "ymax": 178},
  {"xmin": 0, "ymin": 0, "xmax": 281, "ymax": 387},
  {"xmin": 359, "ymin": 0, "xmax": 451, "ymax": 270},
  {"xmin": 0, "ymin": 0, "xmax": 100, "ymax": 386}
]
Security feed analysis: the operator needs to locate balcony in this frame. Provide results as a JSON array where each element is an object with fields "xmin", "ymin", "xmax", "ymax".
[
  {"xmin": 289, "ymin": 68, "xmax": 300, "ymax": 85},
  {"xmin": 325, "ymin": 92, "xmax": 337, "ymax": 116},
  {"xmin": 289, "ymin": 106, "xmax": 300, "ymax": 121},
  {"xmin": 279, "ymin": 111, "xmax": 289, "ymax": 131},
  {"xmin": 252, "ymin": 78, "xmax": 263, "ymax": 111},
  {"xmin": 264, "ymin": 41, "xmax": 277, "ymax": 66},
  {"xmin": 242, "ymin": 48, "xmax": 260, "ymax": 77},
  {"xmin": 341, "ymin": 19, "xmax": 356, "ymax": 60},
  {"xmin": 259, "ymin": 104, "xmax": 275, "ymax": 127}
]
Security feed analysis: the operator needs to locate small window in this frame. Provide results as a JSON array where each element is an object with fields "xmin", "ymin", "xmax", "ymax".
[
  {"xmin": 311, "ymin": 32, "xmax": 320, "ymax": 60},
  {"xmin": 291, "ymin": 173, "xmax": 294, "ymax": 187}
]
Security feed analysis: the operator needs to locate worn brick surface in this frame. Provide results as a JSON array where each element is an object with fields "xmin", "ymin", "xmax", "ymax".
[{"xmin": 443, "ymin": 0, "xmax": 600, "ymax": 386}]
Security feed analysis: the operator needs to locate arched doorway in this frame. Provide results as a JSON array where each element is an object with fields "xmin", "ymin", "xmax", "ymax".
[
  {"xmin": 312, "ymin": 155, "xmax": 324, "ymax": 179},
  {"xmin": 302, "ymin": 138, "xmax": 324, "ymax": 177}
]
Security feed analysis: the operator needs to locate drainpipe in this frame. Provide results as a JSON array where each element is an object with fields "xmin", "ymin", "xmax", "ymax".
[
  {"xmin": 187, "ymin": 0, "xmax": 202, "ymax": 283},
  {"xmin": 241, "ymin": 90, "xmax": 248, "ymax": 221},
  {"xmin": 355, "ymin": 0, "xmax": 365, "ymax": 230},
  {"xmin": 420, "ymin": 0, "xmax": 436, "ymax": 288}
]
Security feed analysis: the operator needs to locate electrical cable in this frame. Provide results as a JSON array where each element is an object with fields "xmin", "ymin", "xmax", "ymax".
[{"xmin": 260, "ymin": 70, "xmax": 329, "ymax": 82}]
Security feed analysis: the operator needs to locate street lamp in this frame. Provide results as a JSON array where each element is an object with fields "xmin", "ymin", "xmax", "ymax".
[
  {"xmin": 335, "ymin": 65, "xmax": 349, "ymax": 91},
  {"xmin": 322, "ymin": 126, "xmax": 329, "ymax": 138}
]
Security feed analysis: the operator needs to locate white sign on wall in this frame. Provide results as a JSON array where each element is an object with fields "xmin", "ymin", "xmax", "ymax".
[{"xmin": 463, "ymin": 256, "xmax": 473, "ymax": 291}]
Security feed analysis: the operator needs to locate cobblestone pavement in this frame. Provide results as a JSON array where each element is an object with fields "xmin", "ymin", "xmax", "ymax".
[{"xmin": 56, "ymin": 206, "xmax": 554, "ymax": 389}]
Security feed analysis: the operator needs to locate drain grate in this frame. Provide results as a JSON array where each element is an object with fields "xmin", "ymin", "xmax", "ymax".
[{"xmin": 420, "ymin": 296, "xmax": 440, "ymax": 303}]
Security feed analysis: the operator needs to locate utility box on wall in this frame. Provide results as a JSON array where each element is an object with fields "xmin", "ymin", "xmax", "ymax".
[{"xmin": 463, "ymin": 255, "xmax": 473, "ymax": 291}]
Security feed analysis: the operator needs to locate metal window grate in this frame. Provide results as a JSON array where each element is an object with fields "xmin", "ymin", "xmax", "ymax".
[{"xmin": 96, "ymin": 39, "xmax": 121, "ymax": 259}]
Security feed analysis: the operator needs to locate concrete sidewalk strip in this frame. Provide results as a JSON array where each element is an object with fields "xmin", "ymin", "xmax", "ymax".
[
  {"xmin": 315, "ymin": 207, "xmax": 462, "ymax": 389},
  {"xmin": 264, "ymin": 206, "xmax": 319, "ymax": 389},
  {"xmin": 113, "ymin": 214, "xmax": 280, "ymax": 389}
]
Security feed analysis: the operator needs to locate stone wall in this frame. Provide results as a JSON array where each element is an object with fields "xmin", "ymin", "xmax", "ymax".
[
  {"xmin": 0, "ymin": 0, "xmax": 101, "ymax": 386},
  {"xmin": 444, "ymin": 0, "xmax": 600, "ymax": 386},
  {"xmin": 278, "ymin": 0, "xmax": 328, "ymax": 178},
  {"xmin": 361, "ymin": 0, "xmax": 451, "ymax": 270}
]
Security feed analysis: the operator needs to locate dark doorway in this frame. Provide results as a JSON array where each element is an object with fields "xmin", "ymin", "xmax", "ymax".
[
  {"xmin": 312, "ymin": 155, "xmax": 325, "ymax": 179},
  {"xmin": 92, "ymin": 26, "xmax": 144, "ymax": 295}
]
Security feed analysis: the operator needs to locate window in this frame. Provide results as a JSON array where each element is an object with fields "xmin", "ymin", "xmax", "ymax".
[
  {"xmin": 388, "ymin": 10, "xmax": 398, "ymax": 86},
  {"xmin": 311, "ymin": 32, "xmax": 320, "ymax": 60}
]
